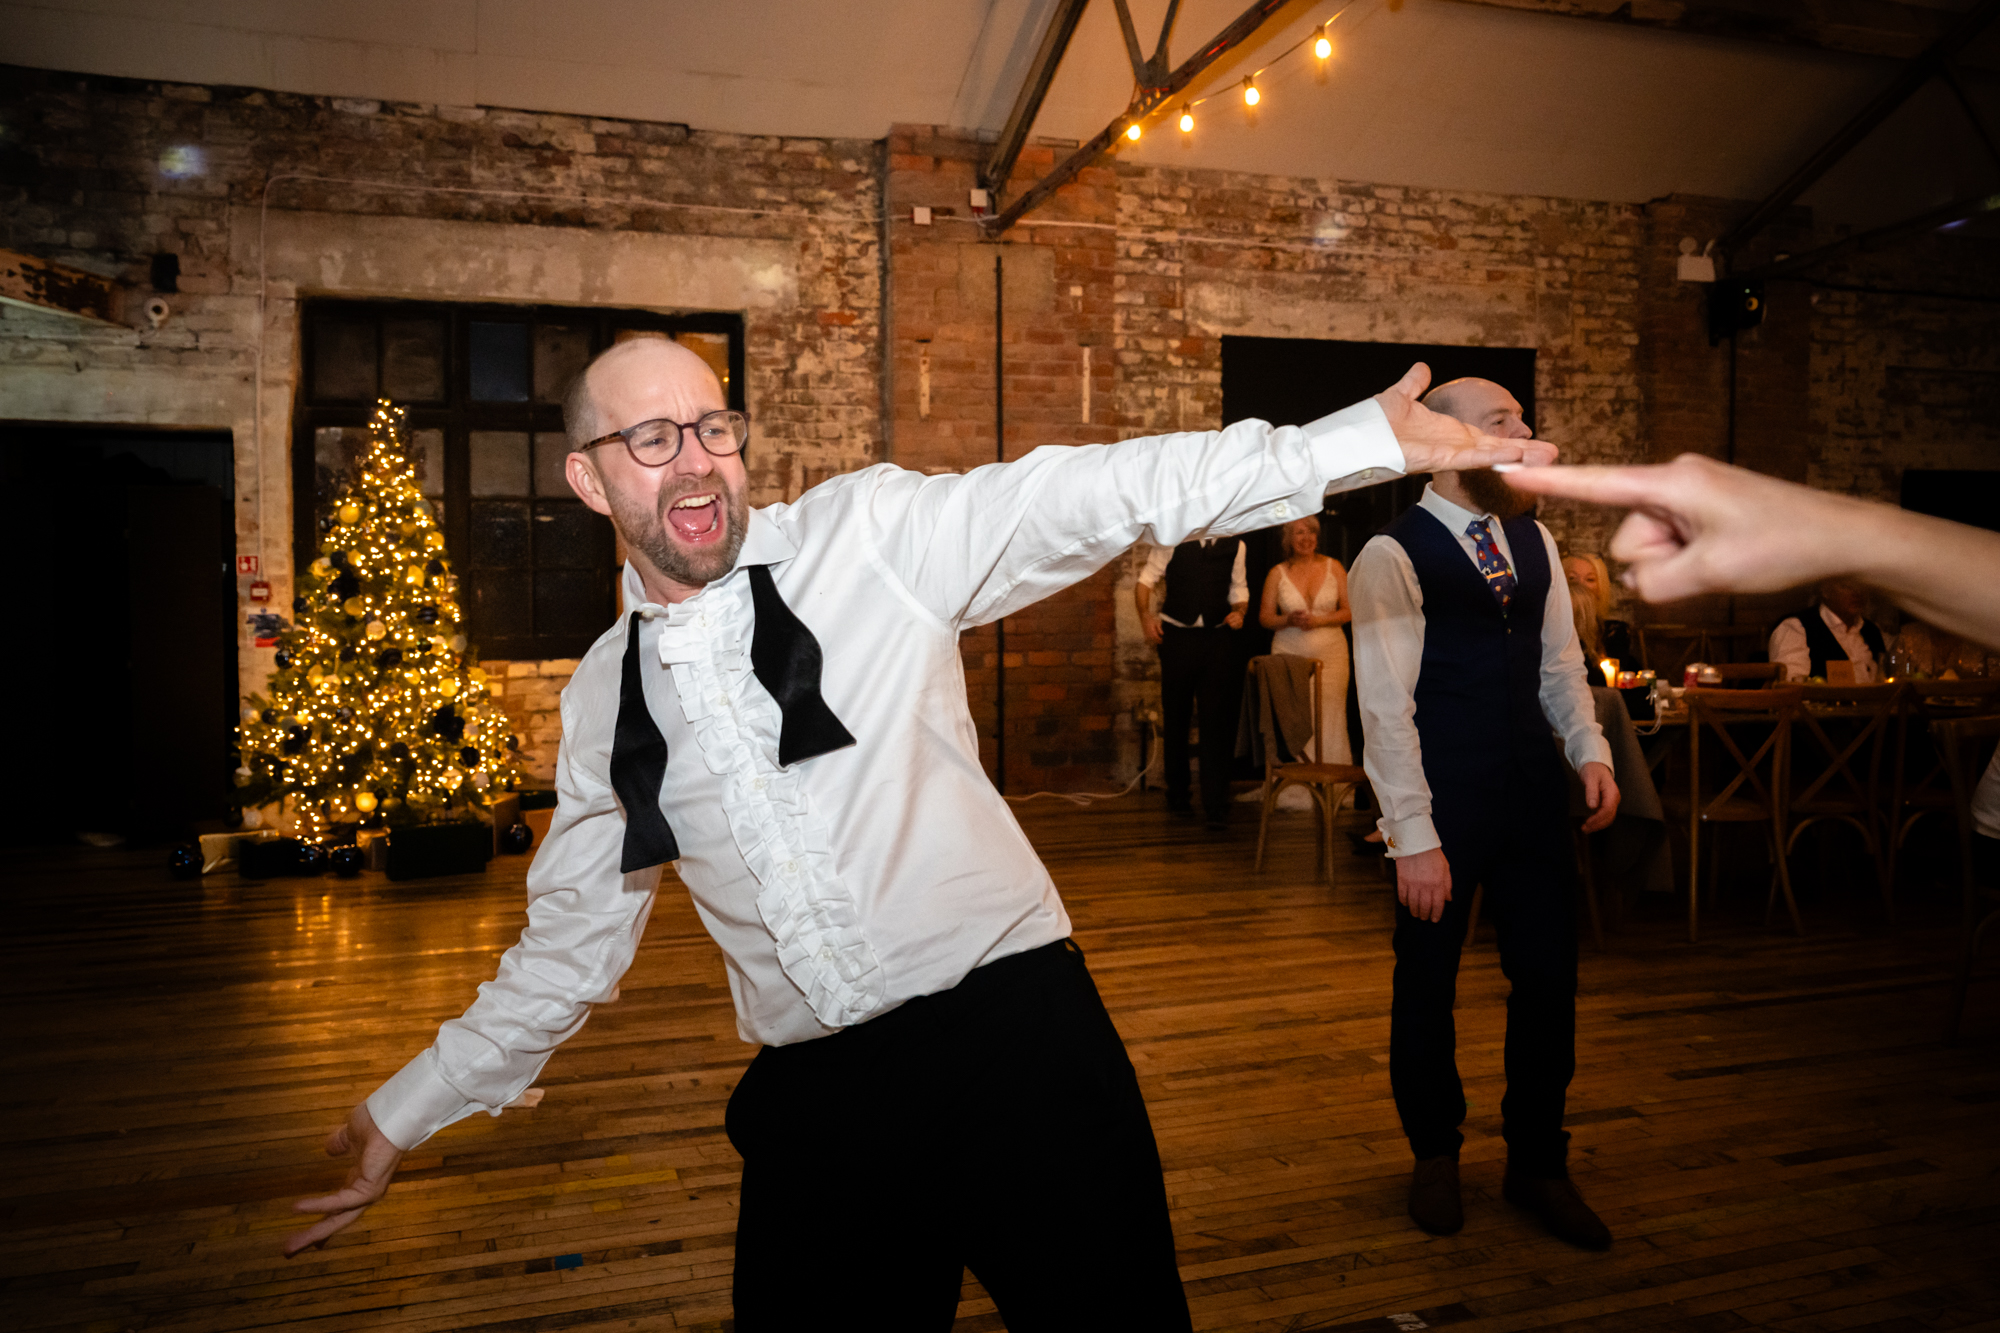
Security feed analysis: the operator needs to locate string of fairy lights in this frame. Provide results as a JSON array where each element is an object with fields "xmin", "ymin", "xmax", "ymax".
[
  {"xmin": 236, "ymin": 400, "xmax": 519, "ymax": 845},
  {"xmin": 1120, "ymin": 4, "xmax": 1359, "ymax": 144}
]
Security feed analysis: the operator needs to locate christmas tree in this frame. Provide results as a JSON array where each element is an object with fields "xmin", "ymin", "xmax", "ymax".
[{"xmin": 237, "ymin": 400, "xmax": 521, "ymax": 845}]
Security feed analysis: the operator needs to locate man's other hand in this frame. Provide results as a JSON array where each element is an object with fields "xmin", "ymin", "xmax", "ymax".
[
  {"xmin": 1579, "ymin": 761, "xmax": 1621, "ymax": 834},
  {"xmin": 1143, "ymin": 615, "xmax": 1164, "ymax": 645},
  {"xmin": 1396, "ymin": 847, "xmax": 1453, "ymax": 923},
  {"xmin": 1224, "ymin": 607, "xmax": 1246, "ymax": 629},
  {"xmin": 1374, "ymin": 363, "xmax": 1558, "ymax": 474},
  {"xmin": 284, "ymin": 1102, "xmax": 406, "ymax": 1258}
]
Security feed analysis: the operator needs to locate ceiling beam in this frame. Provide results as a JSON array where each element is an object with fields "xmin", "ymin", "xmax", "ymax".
[
  {"xmin": 981, "ymin": 0, "xmax": 1093, "ymax": 196},
  {"xmin": 984, "ymin": 0, "xmax": 1296, "ymax": 235},
  {"xmin": 0, "ymin": 247, "xmax": 127, "ymax": 325},
  {"xmin": 1717, "ymin": 0, "xmax": 2000, "ymax": 262},
  {"xmin": 1735, "ymin": 188, "xmax": 2000, "ymax": 282},
  {"xmin": 1436, "ymin": 0, "xmax": 2000, "ymax": 67}
]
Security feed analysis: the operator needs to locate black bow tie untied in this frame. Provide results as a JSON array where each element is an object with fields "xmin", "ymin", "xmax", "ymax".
[{"xmin": 609, "ymin": 564, "xmax": 856, "ymax": 873}]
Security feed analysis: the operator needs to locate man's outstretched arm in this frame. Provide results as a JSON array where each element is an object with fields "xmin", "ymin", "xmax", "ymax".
[
  {"xmin": 286, "ymin": 685, "xmax": 656, "ymax": 1254},
  {"xmin": 870, "ymin": 363, "xmax": 1559, "ymax": 629},
  {"xmin": 1505, "ymin": 454, "xmax": 2000, "ymax": 650}
]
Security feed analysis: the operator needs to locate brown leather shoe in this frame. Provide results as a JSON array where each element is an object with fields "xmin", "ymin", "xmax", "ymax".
[
  {"xmin": 1408, "ymin": 1156, "xmax": 1463, "ymax": 1235},
  {"xmin": 1502, "ymin": 1170, "xmax": 1612, "ymax": 1250}
]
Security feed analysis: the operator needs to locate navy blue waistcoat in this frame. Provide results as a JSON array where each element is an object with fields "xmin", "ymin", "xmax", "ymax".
[{"xmin": 1383, "ymin": 505, "xmax": 1555, "ymax": 793}]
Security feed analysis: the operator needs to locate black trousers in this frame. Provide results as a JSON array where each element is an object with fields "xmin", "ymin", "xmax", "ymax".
[
  {"xmin": 1390, "ymin": 755, "xmax": 1579, "ymax": 1178},
  {"xmin": 1158, "ymin": 624, "xmax": 1240, "ymax": 816},
  {"xmin": 726, "ymin": 939, "xmax": 1192, "ymax": 1332}
]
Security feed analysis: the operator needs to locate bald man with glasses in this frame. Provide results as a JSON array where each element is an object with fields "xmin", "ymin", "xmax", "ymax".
[{"xmin": 287, "ymin": 342, "xmax": 1554, "ymax": 1329}]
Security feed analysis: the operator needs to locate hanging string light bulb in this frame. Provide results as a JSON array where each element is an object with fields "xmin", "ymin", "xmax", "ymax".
[
  {"xmin": 1314, "ymin": 25, "xmax": 1333, "ymax": 59},
  {"xmin": 1242, "ymin": 77, "xmax": 1260, "ymax": 107},
  {"xmin": 1125, "ymin": 122, "xmax": 1142, "ymax": 142},
  {"xmin": 1179, "ymin": 105, "xmax": 1194, "ymax": 133}
]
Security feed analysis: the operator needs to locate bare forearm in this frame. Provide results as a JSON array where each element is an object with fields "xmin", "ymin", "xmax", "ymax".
[{"xmin": 1854, "ymin": 503, "xmax": 2000, "ymax": 650}]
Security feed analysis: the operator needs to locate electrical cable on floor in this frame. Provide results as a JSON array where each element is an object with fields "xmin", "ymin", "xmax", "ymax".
[{"xmin": 1004, "ymin": 731, "xmax": 1161, "ymax": 807}]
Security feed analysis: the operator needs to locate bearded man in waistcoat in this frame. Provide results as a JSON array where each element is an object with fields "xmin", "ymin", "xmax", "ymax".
[{"xmin": 1349, "ymin": 377, "xmax": 1622, "ymax": 1249}]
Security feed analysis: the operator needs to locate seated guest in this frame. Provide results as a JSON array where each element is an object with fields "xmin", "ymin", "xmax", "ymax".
[
  {"xmin": 1770, "ymin": 578, "xmax": 1885, "ymax": 682},
  {"xmin": 1562, "ymin": 552, "xmax": 1631, "ymax": 666},
  {"xmin": 1567, "ymin": 571, "xmax": 1606, "ymax": 690}
]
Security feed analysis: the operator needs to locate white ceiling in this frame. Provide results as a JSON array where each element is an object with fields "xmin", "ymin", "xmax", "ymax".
[{"xmin": 5, "ymin": 0, "xmax": 1996, "ymax": 228}]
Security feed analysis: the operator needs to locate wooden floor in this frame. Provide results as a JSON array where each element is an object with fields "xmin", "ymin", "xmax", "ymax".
[{"xmin": 4, "ymin": 797, "xmax": 1998, "ymax": 1332}]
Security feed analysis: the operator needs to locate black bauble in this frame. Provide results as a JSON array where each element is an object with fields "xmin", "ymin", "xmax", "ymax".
[
  {"xmin": 416, "ymin": 604, "xmax": 439, "ymax": 625},
  {"xmin": 430, "ymin": 708, "xmax": 466, "ymax": 741},
  {"xmin": 329, "ymin": 844, "xmax": 365, "ymax": 878},
  {"xmin": 261, "ymin": 708, "xmax": 278, "ymax": 724},
  {"xmin": 499, "ymin": 822, "xmax": 534, "ymax": 855},
  {"xmin": 274, "ymin": 649, "xmax": 292, "ymax": 668},
  {"xmin": 339, "ymin": 644, "xmax": 357, "ymax": 661},
  {"xmin": 376, "ymin": 648, "xmax": 403, "ymax": 669},
  {"xmin": 458, "ymin": 746, "xmax": 479, "ymax": 767},
  {"xmin": 425, "ymin": 558, "xmax": 444, "ymax": 576},
  {"xmin": 168, "ymin": 844, "xmax": 202, "ymax": 880},
  {"xmin": 293, "ymin": 596, "xmax": 311, "ymax": 614}
]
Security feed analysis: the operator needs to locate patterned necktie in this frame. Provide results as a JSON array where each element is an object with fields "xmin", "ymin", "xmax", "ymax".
[
  {"xmin": 608, "ymin": 566, "xmax": 856, "ymax": 874},
  {"xmin": 1465, "ymin": 517, "xmax": 1517, "ymax": 610}
]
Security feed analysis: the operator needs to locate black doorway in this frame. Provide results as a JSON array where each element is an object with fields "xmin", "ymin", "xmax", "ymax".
[{"xmin": 2, "ymin": 425, "xmax": 238, "ymax": 844}]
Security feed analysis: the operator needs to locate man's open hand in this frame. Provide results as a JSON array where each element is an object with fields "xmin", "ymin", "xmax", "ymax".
[
  {"xmin": 1374, "ymin": 363, "xmax": 1558, "ymax": 475},
  {"xmin": 284, "ymin": 1102, "xmax": 405, "ymax": 1258},
  {"xmin": 1396, "ymin": 847, "xmax": 1453, "ymax": 924},
  {"xmin": 1579, "ymin": 761, "xmax": 1621, "ymax": 834},
  {"xmin": 1142, "ymin": 614, "xmax": 1164, "ymax": 645}
]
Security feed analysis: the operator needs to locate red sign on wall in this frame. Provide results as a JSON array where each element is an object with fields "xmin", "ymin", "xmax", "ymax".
[{"xmin": 237, "ymin": 554, "xmax": 260, "ymax": 576}]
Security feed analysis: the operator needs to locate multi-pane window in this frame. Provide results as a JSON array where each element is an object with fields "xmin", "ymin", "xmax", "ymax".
[{"xmin": 294, "ymin": 300, "xmax": 743, "ymax": 660}]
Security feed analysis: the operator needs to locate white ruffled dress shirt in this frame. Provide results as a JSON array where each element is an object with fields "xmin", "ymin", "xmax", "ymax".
[
  {"xmin": 366, "ymin": 400, "xmax": 1408, "ymax": 1152},
  {"xmin": 1349, "ymin": 484, "xmax": 1611, "ymax": 860},
  {"xmin": 1768, "ymin": 603, "xmax": 1881, "ymax": 683}
]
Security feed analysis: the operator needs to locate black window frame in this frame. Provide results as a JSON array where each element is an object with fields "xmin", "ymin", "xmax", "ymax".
[{"xmin": 293, "ymin": 298, "xmax": 746, "ymax": 660}]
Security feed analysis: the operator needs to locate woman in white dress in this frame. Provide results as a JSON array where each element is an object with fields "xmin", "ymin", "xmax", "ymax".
[{"xmin": 1257, "ymin": 515, "xmax": 1353, "ymax": 774}]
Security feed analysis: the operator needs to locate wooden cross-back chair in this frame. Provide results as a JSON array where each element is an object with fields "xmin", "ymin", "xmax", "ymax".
[
  {"xmin": 1888, "ymin": 679, "xmax": 2000, "ymax": 892},
  {"xmin": 1677, "ymin": 686, "xmax": 1804, "ymax": 943},
  {"xmin": 1786, "ymin": 682, "xmax": 1903, "ymax": 923},
  {"xmin": 1247, "ymin": 655, "xmax": 1367, "ymax": 884},
  {"xmin": 1937, "ymin": 714, "xmax": 2000, "ymax": 1042}
]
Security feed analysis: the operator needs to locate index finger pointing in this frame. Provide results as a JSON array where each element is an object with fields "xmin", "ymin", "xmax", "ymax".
[{"xmin": 1502, "ymin": 463, "xmax": 1668, "ymax": 507}]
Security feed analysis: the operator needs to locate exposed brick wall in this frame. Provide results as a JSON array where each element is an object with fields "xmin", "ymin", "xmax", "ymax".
[
  {"xmin": 6, "ymin": 62, "xmax": 1994, "ymax": 798},
  {"xmin": 1, "ymin": 63, "xmax": 884, "ymax": 783}
]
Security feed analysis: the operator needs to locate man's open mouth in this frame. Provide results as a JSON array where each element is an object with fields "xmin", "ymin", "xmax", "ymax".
[{"xmin": 666, "ymin": 492, "xmax": 723, "ymax": 543}]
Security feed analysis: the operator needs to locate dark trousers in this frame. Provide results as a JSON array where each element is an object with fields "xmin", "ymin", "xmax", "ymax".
[
  {"xmin": 726, "ymin": 939, "xmax": 1192, "ymax": 1332},
  {"xmin": 1390, "ymin": 755, "xmax": 1579, "ymax": 1178},
  {"xmin": 1158, "ymin": 624, "xmax": 1240, "ymax": 816}
]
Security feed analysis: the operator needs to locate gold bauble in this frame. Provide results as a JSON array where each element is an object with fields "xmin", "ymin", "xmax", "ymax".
[
  {"xmin": 337, "ymin": 502, "xmax": 361, "ymax": 525},
  {"xmin": 438, "ymin": 677, "xmax": 461, "ymax": 699},
  {"xmin": 354, "ymin": 791, "xmax": 378, "ymax": 813},
  {"xmin": 423, "ymin": 530, "xmax": 445, "ymax": 552},
  {"xmin": 405, "ymin": 566, "xmax": 424, "ymax": 586},
  {"xmin": 365, "ymin": 620, "xmax": 387, "ymax": 640},
  {"xmin": 343, "ymin": 597, "xmax": 366, "ymax": 617}
]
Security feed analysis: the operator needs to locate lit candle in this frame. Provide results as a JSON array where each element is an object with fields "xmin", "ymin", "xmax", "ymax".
[{"xmin": 1599, "ymin": 658, "xmax": 1619, "ymax": 688}]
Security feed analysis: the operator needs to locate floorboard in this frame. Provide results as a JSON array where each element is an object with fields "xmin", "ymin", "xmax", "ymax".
[{"xmin": 2, "ymin": 793, "xmax": 1995, "ymax": 1331}]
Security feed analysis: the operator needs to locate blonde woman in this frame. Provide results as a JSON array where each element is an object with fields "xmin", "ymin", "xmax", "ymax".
[
  {"xmin": 1561, "ymin": 551, "xmax": 1632, "ymax": 667},
  {"xmin": 1258, "ymin": 515, "xmax": 1353, "ymax": 769}
]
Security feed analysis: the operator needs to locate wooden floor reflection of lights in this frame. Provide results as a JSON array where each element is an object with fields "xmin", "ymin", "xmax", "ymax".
[{"xmin": 3, "ymin": 795, "xmax": 1996, "ymax": 1332}]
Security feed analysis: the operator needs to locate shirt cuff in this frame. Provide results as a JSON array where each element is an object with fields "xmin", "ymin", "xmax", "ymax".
[
  {"xmin": 366, "ymin": 1048, "xmax": 482, "ymax": 1152},
  {"xmin": 1303, "ymin": 398, "xmax": 1407, "ymax": 492},
  {"xmin": 1568, "ymin": 733, "xmax": 1615, "ymax": 774},
  {"xmin": 1378, "ymin": 812, "xmax": 1439, "ymax": 858}
]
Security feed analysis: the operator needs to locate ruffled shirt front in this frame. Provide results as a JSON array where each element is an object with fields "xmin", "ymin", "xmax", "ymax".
[{"xmin": 647, "ymin": 581, "xmax": 884, "ymax": 1029}]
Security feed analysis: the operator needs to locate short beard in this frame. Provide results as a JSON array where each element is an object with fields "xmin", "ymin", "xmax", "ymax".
[
  {"xmin": 1456, "ymin": 466, "xmax": 1536, "ymax": 521},
  {"xmin": 607, "ymin": 473, "xmax": 751, "ymax": 591}
]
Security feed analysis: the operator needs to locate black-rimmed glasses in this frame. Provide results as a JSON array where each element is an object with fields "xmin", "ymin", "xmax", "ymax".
[{"xmin": 581, "ymin": 410, "xmax": 750, "ymax": 467}]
